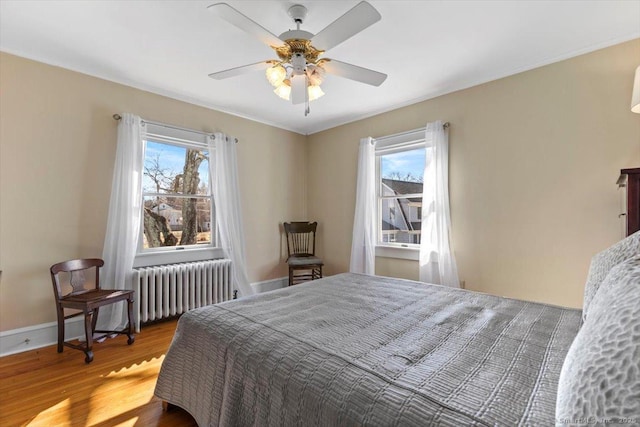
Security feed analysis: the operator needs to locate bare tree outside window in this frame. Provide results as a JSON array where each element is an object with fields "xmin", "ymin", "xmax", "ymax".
[
  {"xmin": 383, "ymin": 171, "xmax": 423, "ymax": 183},
  {"xmin": 141, "ymin": 141, "xmax": 213, "ymax": 249}
]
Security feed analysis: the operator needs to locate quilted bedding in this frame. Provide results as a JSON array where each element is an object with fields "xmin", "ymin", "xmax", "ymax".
[{"xmin": 155, "ymin": 273, "xmax": 582, "ymax": 426}]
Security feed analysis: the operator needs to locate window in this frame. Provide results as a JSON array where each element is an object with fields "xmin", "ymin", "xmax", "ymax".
[
  {"xmin": 138, "ymin": 123, "xmax": 216, "ymax": 258},
  {"xmin": 375, "ymin": 129, "xmax": 426, "ymax": 251}
]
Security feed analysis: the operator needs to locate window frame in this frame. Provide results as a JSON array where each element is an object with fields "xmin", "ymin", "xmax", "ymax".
[
  {"xmin": 374, "ymin": 128, "xmax": 429, "ymax": 261},
  {"xmin": 133, "ymin": 123, "xmax": 223, "ymax": 267}
]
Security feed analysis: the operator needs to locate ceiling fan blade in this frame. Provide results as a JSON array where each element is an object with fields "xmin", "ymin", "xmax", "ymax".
[
  {"xmin": 208, "ymin": 61, "xmax": 272, "ymax": 80},
  {"xmin": 208, "ymin": 3, "xmax": 283, "ymax": 47},
  {"xmin": 291, "ymin": 76, "xmax": 306, "ymax": 105},
  {"xmin": 311, "ymin": 1, "xmax": 381, "ymax": 51},
  {"xmin": 322, "ymin": 59, "xmax": 387, "ymax": 86}
]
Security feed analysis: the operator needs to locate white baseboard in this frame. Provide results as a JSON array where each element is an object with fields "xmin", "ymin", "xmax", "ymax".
[
  {"xmin": 0, "ymin": 276, "xmax": 288, "ymax": 358},
  {"xmin": 0, "ymin": 317, "xmax": 85, "ymax": 358},
  {"xmin": 251, "ymin": 276, "xmax": 288, "ymax": 293}
]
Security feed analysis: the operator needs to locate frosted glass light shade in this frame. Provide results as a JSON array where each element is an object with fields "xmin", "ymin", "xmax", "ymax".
[
  {"xmin": 266, "ymin": 65, "xmax": 286, "ymax": 87},
  {"xmin": 632, "ymin": 65, "xmax": 640, "ymax": 114},
  {"xmin": 274, "ymin": 80, "xmax": 291, "ymax": 100},
  {"xmin": 308, "ymin": 85, "xmax": 325, "ymax": 102}
]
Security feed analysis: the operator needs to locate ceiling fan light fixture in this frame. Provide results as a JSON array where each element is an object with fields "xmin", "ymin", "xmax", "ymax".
[
  {"xmin": 308, "ymin": 85, "xmax": 325, "ymax": 102},
  {"xmin": 266, "ymin": 64, "xmax": 287, "ymax": 87},
  {"xmin": 274, "ymin": 79, "xmax": 292, "ymax": 100},
  {"xmin": 208, "ymin": 2, "xmax": 386, "ymax": 113}
]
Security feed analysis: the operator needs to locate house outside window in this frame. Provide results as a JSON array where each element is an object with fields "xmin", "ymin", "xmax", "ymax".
[
  {"xmin": 375, "ymin": 129, "xmax": 427, "ymax": 258},
  {"xmin": 135, "ymin": 123, "xmax": 222, "ymax": 267}
]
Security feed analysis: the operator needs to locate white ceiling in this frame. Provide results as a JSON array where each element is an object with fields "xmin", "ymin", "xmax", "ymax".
[{"xmin": 1, "ymin": 1, "xmax": 639, "ymax": 135}]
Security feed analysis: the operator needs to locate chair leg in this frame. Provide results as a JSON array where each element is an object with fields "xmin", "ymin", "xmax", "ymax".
[
  {"xmin": 126, "ymin": 298, "xmax": 135, "ymax": 345},
  {"xmin": 84, "ymin": 310, "xmax": 94, "ymax": 364},
  {"xmin": 289, "ymin": 267, "xmax": 293, "ymax": 287},
  {"xmin": 91, "ymin": 307, "xmax": 99, "ymax": 334},
  {"xmin": 56, "ymin": 306, "xmax": 64, "ymax": 353},
  {"xmin": 319, "ymin": 265, "xmax": 323, "ymax": 279}
]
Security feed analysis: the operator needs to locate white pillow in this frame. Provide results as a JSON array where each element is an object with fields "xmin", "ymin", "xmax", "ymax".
[
  {"xmin": 557, "ymin": 256, "xmax": 640, "ymax": 426},
  {"xmin": 582, "ymin": 231, "xmax": 640, "ymax": 321}
]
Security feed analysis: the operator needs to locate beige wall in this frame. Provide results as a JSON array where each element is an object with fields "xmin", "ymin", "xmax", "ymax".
[
  {"xmin": 2, "ymin": 39, "xmax": 639, "ymax": 333},
  {"xmin": 307, "ymin": 39, "xmax": 640, "ymax": 308},
  {"xmin": 0, "ymin": 53, "xmax": 307, "ymax": 331}
]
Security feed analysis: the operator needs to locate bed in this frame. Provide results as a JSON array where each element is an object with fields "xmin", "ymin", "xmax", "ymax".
[
  {"xmin": 155, "ymin": 273, "xmax": 585, "ymax": 426},
  {"xmin": 156, "ymin": 230, "xmax": 640, "ymax": 426}
]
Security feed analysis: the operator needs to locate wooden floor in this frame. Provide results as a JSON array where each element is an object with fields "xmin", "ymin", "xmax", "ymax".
[{"xmin": 0, "ymin": 320, "xmax": 197, "ymax": 426}]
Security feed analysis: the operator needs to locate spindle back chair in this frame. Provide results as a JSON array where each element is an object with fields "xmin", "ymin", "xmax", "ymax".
[{"xmin": 283, "ymin": 222, "xmax": 323, "ymax": 286}]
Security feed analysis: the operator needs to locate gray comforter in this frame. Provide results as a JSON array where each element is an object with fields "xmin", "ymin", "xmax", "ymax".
[{"xmin": 155, "ymin": 273, "xmax": 582, "ymax": 426}]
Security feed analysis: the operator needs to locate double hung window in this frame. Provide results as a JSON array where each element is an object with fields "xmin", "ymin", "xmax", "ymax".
[
  {"xmin": 376, "ymin": 130, "xmax": 426, "ymax": 249},
  {"xmin": 139, "ymin": 123, "xmax": 216, "ymax": 257}
]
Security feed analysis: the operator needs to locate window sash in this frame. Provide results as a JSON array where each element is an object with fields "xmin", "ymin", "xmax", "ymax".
[
  {"xmin": 377, "ymin": 196, "xmax": 422, "ymax": 248},
  {"xmin": 375, "ymin": 141, "xmax": 426, "ymax": 156},
  {"xmin": 144, "ymin": 121, "xmax": 211, "ymax": 149},
  {"xmin": 139, "ymin": 130, "xmax": 216, "ymax": 255},
  {"xmin": 374, "ymin": 128, "xmax": 426, "ymax": 149},
  {"xmin": 379, "ymin": 194, "xmax": 422, "ymax": 200},
  {"xmin": 375, "ymin": 134, "xmax": 426, "ymax": 248},
  {"xmin": 139, "ymin": 195, "xmax": 215, "ymax": 252}
]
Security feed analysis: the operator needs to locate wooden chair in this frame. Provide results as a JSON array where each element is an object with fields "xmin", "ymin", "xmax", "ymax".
[
  {"xmin": 284, "ymin": 222, "xmax": 323, "ymax": 286},
  {"xmin": 50, "ymin": 258, "xmax": 135, "ymax": 363}
]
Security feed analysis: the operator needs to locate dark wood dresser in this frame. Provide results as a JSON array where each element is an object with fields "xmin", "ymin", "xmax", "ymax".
[{"xmin": 618, "ymin": 168, "xmax": 640, "ymax": 236}]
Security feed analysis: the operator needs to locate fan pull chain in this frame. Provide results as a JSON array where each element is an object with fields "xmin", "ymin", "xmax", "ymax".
[{"xmin": 305, "ymin": 74, "xmax": 310, "ymax": 116}]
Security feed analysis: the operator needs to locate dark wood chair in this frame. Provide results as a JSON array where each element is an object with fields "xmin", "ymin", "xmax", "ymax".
[
  {"xmin": 284, "ymin": 221, "xmax": 323, "ymax": 286},
  {"xmin": 50, "ymin": 258, "xmax": 135, "ymax": 363}
]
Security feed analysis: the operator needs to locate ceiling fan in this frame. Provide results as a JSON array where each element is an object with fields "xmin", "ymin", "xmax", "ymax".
[{"xmin": 207, "ymin": 1, "xmax": 387, "ymax": 115}]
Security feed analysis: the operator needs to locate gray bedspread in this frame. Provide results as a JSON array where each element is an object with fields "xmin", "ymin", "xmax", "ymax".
[{"xmin": 155, "ymin": 273, "xmax": 582, "ymax": 426}]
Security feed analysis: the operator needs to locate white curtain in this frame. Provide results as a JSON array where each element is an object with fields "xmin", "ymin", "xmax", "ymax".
[
  {"xmin": 100, "ymin": 113, "xmax": 144, "ymax": 329},
  {"xmin": 419, "ymin": 121, "xmax": 460, "ymax": 287},
  {"xmin": 349, "ymin": 137, "xmax": 376, "ymax": 275},
  {"xmin": 208, "ymin": 133, "xmax": 254, "ymax": 297}
]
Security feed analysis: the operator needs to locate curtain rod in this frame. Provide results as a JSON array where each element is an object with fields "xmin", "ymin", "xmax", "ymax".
[
  {"xmin": 112, "ymin": 114, "xmax": 238, "ymax": 143},
  {"xmin": 398, "ymin": 122, "xmax": 450, "ymax": 135}
]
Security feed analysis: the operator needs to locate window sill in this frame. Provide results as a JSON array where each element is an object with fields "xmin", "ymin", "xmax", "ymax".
[
  {"xmin": 375, "ymin": 245, "xmax": 419, "ymax": 261},
  {"xmin": 133, "ymin": 247, "xmax": 225, "ymax": 268}
]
